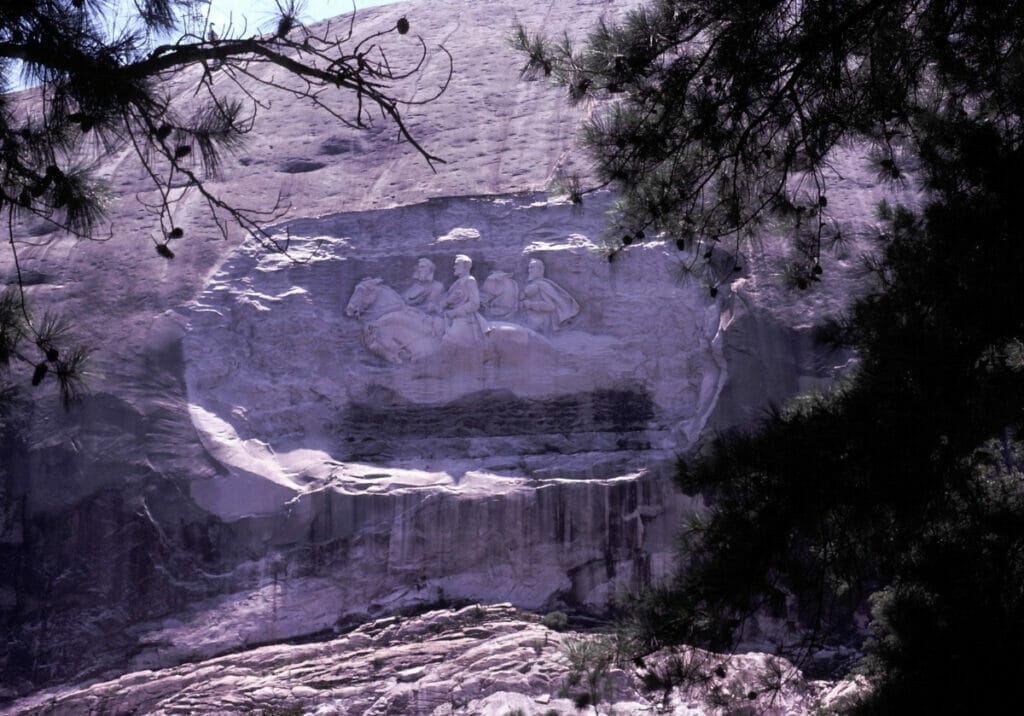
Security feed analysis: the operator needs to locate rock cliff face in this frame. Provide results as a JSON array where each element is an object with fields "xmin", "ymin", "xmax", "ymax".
[{"xmin": 0, "ymin": 0, "xmax": 890, "ymax": 705}]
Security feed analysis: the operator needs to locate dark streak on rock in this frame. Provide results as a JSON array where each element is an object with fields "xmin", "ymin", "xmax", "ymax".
[{"xmin": 341, "ymin": 386, "xmax": 656, "ymax": 460}]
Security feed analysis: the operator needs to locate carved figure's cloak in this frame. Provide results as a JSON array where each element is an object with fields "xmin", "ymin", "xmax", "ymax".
[{"xmin": 523, "ymin": 277, "xmax": 580, "ymax": 331}]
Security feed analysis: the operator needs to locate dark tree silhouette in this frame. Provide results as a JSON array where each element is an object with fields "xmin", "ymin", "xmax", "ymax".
[
  {"xmin": 1, "ymin": 0, "xmax": 450, "ymax": 403},
  {"xmin": 514, "ymin": 0, "xmax": 1023, "ymax": 278},
  {"xmin": 517, "ymin": 1, "xmax": 1024, "ymax": 710}
]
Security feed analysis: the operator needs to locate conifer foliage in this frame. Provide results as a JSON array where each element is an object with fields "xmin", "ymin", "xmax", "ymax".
[
  {"xmin": 1, "ymin": 0, "xmax": 448, "ymax": 401},
  {"xmin": 518, "ymin": 0, "xmax": 1024, "ymax": 710},
  {"xmin": 514, "ymin": 0, "xmax": 1023, "ymax": 274}
]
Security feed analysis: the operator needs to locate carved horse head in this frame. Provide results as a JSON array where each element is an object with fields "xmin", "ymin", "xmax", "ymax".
[
  {"xmin": 345, "ymin": 277, "xmax": 407, "ymax": 320},
  {"xmin": 345, "ymin": 277, "xmax": 386, "ymax": 318}
]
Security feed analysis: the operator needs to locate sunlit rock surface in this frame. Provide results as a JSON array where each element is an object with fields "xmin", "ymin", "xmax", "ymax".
[
  {"xmin": 1, "ymin": 0, "xmax": 895, "ymax": 705},
  {"xmin": 5, "ymin": 604, "xmax": 867, "ymax": 716}
]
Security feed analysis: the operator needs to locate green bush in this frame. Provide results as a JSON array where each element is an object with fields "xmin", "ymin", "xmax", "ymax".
[{"xmin": 541, "ymin": 610, "xmax": 569, "ymax": 631}]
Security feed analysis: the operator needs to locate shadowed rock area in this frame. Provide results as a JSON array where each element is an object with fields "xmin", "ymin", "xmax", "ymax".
[{"xmin": 342, "ymin": 386, "xmax": 656, "ymax": 461}]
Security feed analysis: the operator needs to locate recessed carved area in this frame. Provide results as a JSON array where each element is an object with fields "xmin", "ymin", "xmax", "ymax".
[{"xmin": 184, "ymin": 194, "xmax": 728, "ymax": 472}]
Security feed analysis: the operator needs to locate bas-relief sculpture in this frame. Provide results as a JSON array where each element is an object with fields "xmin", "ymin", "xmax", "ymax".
[
  {"xmin": 441, "ymin": 254, "xmax": 489, "ymax": 348},
  {"xmin": 342, "ymin": 248, "xmax": 728, "ymax": 446},
  {"xmin": 480, "ymin": 271, "xmax": 518, "ymax": 318},
  {"xmin": 345, "ymin": 278, "xmax": 444, "ymax": 364},
  {"xmin": 344, "ymin": 255, "xmax": 558, "ymax": 378},
  {"xmin": 402, "ymin": 257, "xmax": 445, "ymax": 315},
  {"xmin": 521, "ymin": 258, "xmax": 580, "ymax": 334},
  {"xmin": 345, "ymin": 254, "xmax": 579, "ymax": 369}
]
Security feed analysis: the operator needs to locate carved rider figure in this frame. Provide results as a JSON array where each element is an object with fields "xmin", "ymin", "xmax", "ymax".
[
  {"xmin": 442, "ymin": 254, "xmax": 489, "ymax": 347},
  {"xmin": 402, "ymin": 257, "xmax": 445, "ymax": 314},
  {"xmin": 480, "ymin": 270, "xmax": 519, "ymax": 317},
  {"xmin": 521, "ymin": 258, "xmax": 579, "ymax": 333}
]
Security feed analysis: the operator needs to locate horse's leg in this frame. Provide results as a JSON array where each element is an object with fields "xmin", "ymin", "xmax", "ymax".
[{"xmin": 368, "ymin": 328, "xmax": 400, "ymax": 365}]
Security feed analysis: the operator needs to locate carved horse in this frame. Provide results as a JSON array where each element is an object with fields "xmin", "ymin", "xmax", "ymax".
[
  {"xmin": 480, "ymin": 271, "xmax": 519, "ymax": 317},
  {"xmin": 345, "ymin": 277, "xmax": 552, "ymax": 366},
  {"xmin": 345, "ymin": 278, "xmax": 444, "ymax": 364}
]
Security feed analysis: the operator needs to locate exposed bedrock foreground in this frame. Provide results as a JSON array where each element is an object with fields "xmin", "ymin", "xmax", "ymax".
[{"xmin": 7, "ymin": 605, "xmax": 866, "ymax": 715}]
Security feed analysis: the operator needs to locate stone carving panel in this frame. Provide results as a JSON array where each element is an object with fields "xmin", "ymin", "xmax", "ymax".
[
  {"xmin": 185, "ymin": 193, "xmax": 730, "ymax": 471},
  {"xmin": 345, "ymin": 254, "xmax": 583, "ymax": 374}
]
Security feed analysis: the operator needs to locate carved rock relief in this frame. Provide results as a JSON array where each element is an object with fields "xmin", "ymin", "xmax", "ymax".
[
  {"xmin": 185, "ymin": 214, "xmax": 731, "ymax": 464},
  {"xmin": 345, "ymin": 254, "xmax": 580, "ymax": 369},
  {"xmin": 341, "ymin": 250, "xmax": 728, "ymax": 450}
]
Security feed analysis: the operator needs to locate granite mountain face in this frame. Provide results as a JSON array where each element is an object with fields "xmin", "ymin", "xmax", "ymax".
[{"xmin": 0, "ymin": 0, "xmax": 888, "ymax": 706}]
